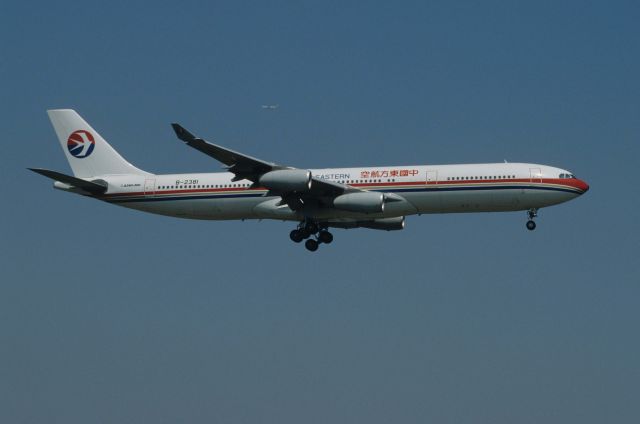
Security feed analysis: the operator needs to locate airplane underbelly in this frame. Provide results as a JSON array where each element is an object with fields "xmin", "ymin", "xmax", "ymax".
[
  {"xmin": 191, "ymin": 198, "xmax": 264, "ymax": 219},
  {"xmin": 520, "ymin": 188, "xmax": 579, "ymax": 208},
  {"xmin": 113, "ymin": 185, "xmax": 578, "ymax": 221},
  {"xmin": 123, "ymin": 197, "xmax": 264, "ymax": 220},
  {"xmin": 401, "ymin": 190, "xmax": 442, "ymax": 213},
  {"xmin": 439, "ymin": 190, "xmax": 495, "ymax": 212},
  {"xmin": 412, "ymin": 187, "xmax": 523, "ymax": 213}
]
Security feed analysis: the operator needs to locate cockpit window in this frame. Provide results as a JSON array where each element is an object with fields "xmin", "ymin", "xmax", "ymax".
[{"xmin": 559, "ymin": 173, "xmax": 577, "ymax": 179}]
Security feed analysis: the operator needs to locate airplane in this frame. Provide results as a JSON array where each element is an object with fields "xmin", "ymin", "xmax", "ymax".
[
  {"xmin": 30, "ymin": 109, "xmax": 589, "ymax": 252},
  {"xmin": 261, "ymin": 104, "xmax": 279, "ymax": 109}
]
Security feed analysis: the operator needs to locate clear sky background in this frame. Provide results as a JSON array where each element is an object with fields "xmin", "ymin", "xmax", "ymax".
[{"xmin": 1, "ymin": 1, "xmax": 638, "ymax": 422}]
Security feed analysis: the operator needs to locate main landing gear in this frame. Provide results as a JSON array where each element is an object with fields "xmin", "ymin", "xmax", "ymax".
[
  {"xmin": 526, "ymin": 208, "xmax": 538, "ymax": 231},
  {"xmin": 289, "ymin": 220, "xmax": 333, "ymax": 252}
]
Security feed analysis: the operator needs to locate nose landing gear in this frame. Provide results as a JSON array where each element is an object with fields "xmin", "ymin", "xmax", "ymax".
[
  {"xmin": 526, "ymin": 208, "xmax": 538, "ymax": 231},
  {"xmin": 290, "ymin": 220, "xmax": 333, "ymax": 251}
]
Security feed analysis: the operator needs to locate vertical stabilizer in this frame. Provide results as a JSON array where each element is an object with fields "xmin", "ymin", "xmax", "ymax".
[{"xmin": 47, "ymin": 109, "xmax": 149, "ymax": 177}]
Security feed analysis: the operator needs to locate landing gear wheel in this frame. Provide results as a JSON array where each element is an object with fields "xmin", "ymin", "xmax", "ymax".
[
  {"xmin": 304, "ymin": 222, "xmax": 319, "ymax": 234},
  {"xmin": 318, "ymin": 231, "xmax": 333, "ymax": 244},
  {"xmin": 526, "ymin": 220, "xmax": 536, "ymax": 231},
  {"xmin": 305, "ymin": 239, "xmax": 319, "ymax": 252},
  {"xmin": 290, "ymin": 229, "xmax": 304, "ymax": 243}
]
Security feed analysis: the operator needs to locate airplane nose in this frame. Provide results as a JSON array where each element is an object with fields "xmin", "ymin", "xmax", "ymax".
[{"xmin": 578, "ymin": 179, "xmax": 589, "ymax": 194}]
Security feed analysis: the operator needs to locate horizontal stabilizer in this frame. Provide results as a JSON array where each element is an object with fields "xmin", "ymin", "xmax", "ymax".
[{"xmin": 28, "ymin": 168, "xmax": 108, "ymax": 194}]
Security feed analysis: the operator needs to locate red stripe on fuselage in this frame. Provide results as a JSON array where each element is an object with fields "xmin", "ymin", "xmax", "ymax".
[{"xmin": 98, "ymin": 177, "xmax": 587, "ymax": 199}]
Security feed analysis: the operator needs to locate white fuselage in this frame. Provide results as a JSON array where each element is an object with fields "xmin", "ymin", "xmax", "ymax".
[{"xmin": 84, "ymin": 162, "xmax": 588, "ymax": 223}]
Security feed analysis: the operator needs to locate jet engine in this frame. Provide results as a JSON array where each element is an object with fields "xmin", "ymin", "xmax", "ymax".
[
  {"xmin": 327, "ymin": 216, "xmax": 405, "ymax": 231},
  {"xmin": 359, "ymin": 217, "xmax": 405, "ymax": 230},
  {"xmin": 333, "ymin": 192, "xmax": 385, "ymax": 214},
  {"xmin": 259, "ymin": 169, "xmax": 312, "ymax": 192}
]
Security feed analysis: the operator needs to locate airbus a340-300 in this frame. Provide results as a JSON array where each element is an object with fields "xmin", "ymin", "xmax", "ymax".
[{"xmin": 31, "ymin": 110, "xmax": 589, "ymax": 252}]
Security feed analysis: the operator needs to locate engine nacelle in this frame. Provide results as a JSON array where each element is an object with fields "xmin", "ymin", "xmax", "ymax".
[
  {"xmin": 327, "ymin": 216, "xmax": 405, "ymax": 231},
  {"xmin": 359, "ymin": 217, "xmax": 405, "ymax": 231},
  {"xmin": 333, "ymin": 191, "xmax": 384, "ymax": 214},
  {"xmin": 259, "ymin": 169, "xmax": 312, "ymax": 192}
]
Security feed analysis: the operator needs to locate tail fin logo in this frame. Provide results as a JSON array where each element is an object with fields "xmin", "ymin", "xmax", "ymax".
[{"xmin": 67, "ymin": 130, "xmax": 95, "ymax": 158}]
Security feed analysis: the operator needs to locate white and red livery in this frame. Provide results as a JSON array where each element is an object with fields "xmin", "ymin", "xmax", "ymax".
[{"xmin": 31, "ymin": 110, "xmax": 589, "ymax": 251}]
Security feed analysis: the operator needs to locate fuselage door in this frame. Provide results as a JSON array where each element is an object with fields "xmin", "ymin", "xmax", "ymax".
[
  {"xmin": 144, "ymin": 178, "xmax": 156, "ymax": 196},
  {"xmin": 529, "ymin": 168, "xmax": 542, "ymax": 183},
  {"xmin": 426, "ymin": 170, "xmax": 438, "ymax": 184}
]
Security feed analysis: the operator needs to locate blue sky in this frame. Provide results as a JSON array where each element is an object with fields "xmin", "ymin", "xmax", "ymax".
[{"xmin": 1, "ymin": 1, "xmax": 639, "ymax": 422}]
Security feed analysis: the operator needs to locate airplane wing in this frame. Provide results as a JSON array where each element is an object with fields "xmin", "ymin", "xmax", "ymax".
[
  {"xmin": 171, "ymin": 123, "xmax": 282, "ymax": 182},
  {"xmin": 171, "ymin": 124, "xmax": 354, "ymax": 207}
]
